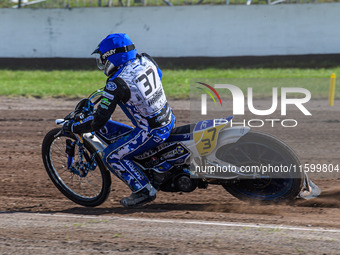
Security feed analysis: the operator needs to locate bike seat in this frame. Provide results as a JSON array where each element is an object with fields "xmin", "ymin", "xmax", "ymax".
[
  {"xmin": 167, "ymin": 123, "xmax": 195, "ymax": 142},
  {"xmin": 171, "ymin": 123, "xmax": 195, "ymax": 135}
]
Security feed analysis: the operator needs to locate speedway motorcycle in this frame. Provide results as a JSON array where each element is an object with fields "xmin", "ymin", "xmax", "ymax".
[{"xmin": 41, "ymin": 90, "xmax": 320, "ymax": 207}]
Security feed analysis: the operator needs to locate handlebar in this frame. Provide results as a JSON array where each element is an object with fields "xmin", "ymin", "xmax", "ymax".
[{"xmin": 56, "ymin": 119, "xmax": 65, "ymax": 125}]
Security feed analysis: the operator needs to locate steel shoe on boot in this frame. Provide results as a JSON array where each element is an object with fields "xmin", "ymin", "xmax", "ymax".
[{"xmin": 120, "ymin": 184, "xmax": 157, "ymax": 208}]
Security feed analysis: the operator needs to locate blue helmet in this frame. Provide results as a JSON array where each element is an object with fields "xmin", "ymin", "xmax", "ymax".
[{"xmin": 92, "ymin": 33, "xmax": 137, "ymax": 76}]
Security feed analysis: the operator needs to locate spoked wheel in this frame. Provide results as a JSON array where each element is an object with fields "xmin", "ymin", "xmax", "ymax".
[
  {"xmin": 217, "ymin": 131, "xmax": 304, "ymax": 202},
  {"xmin": 42, "ymin": 128, "xmax": 111, "ymax": 207}
]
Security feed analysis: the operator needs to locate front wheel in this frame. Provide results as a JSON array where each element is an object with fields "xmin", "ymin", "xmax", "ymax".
[
  {"xmin": 42, "ymin": 128, "xmax": 111, "ymax": 207},
  {"xmin": 216, "ymin": 131, "xmax": 304, "ymax": 203}
]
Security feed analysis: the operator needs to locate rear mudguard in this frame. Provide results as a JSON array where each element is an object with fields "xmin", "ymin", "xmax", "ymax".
[{"xmin": 299, "ymin": 172, "xmax": 322, "ymax": 199}]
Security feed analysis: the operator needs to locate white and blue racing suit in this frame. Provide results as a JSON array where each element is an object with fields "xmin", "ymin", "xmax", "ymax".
[{"xmin": 72, "ymin": 54, "xmax": 175, "ymax": 192}]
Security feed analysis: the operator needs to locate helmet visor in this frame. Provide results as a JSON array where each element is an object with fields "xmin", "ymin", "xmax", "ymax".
[{"xmin": 95, "ymin": 54, "xmax": 105, "ymax": 70}]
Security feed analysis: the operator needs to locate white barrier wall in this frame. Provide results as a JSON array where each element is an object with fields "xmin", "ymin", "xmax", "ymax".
[{"xmin": 1, "ymin": 4, "xmax": 340, "ymax": 58}]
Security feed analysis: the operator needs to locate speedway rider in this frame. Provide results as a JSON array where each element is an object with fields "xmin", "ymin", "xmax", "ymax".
[{"xmin": 63, "ymin": 33, "xmax": 175, "ymax": 207}]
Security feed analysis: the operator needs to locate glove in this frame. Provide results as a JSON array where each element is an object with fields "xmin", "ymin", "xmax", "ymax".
[{"xmin": 62, "ymin": 121, "xmax": 74, "ymax": 132}]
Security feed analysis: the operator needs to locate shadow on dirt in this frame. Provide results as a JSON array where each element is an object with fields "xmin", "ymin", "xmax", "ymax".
[
  {"xmin": 0, "ymin": 203, "xmax": 218, "ymax": 215},
  {"xmin": 2, "ymin": 187, "xmax": 340, "ymax": 216},
  {"xmin": 39, "ymin": 202, "xmax": 286, "ymax": 216},
  {"xmin": 0, "ymin": 202, "xmax": 278, "ymax": 216},
  {"xmin": 54, "ymin": 203, "xmax": 234, "ymax": 216}
]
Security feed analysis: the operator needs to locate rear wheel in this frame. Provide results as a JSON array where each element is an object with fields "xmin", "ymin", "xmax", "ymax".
[
  {"xmin": 217, "ymin": 131, "xmax": 304, "ymax": 202},
  {"xmin": 42, "ymin": 128, "xmax": 111, "ymax": 207}
]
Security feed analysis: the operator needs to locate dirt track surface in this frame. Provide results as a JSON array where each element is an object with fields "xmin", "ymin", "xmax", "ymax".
[{"xmin": 1, "ymin": 97, "xmax": 340, "ymax": 254}]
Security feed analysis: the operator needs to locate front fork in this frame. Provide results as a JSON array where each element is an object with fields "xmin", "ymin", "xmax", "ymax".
[
  {"xmin": 65, "ymin": 139, "xmax": 75, "ymax": 169},
  {"xmin": 63, "ymin": 132, "xmax": 98, "ymax": 177}
]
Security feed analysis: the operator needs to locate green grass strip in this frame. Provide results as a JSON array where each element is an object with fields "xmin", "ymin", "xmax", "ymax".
[{"xmin": 0, "ymin": 68, "xmax": 340, "ymax": 99}]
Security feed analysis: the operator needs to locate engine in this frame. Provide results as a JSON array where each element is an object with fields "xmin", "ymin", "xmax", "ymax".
[{"xmin": 148, "ymin": 169, "xmax": 198, "ymax": 193}]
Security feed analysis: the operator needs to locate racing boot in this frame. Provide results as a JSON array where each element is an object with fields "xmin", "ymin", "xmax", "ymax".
[{"xmin": 120, "ymin": 183, "xmax": 157, "ymax": 208}]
